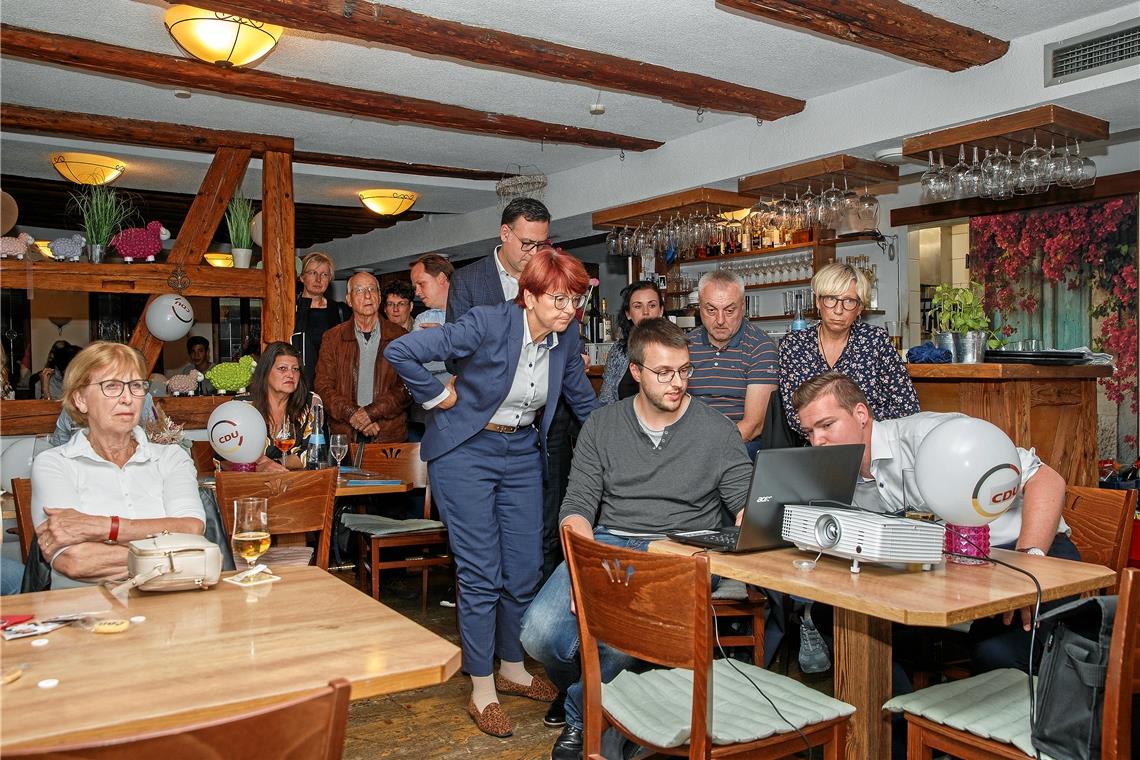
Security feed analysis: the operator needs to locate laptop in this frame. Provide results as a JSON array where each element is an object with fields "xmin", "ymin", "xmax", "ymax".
[{"xmin": 667, "ymin": 444, "xmax": 864, "ymax": 553}]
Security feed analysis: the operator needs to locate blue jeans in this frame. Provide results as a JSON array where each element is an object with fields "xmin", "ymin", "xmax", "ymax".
[{"xmin": 520, "ymin": 528, "xmax": 648, "ymax": 731}]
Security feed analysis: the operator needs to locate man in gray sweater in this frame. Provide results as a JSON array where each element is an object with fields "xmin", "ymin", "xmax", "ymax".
[{"xmin": 521, "ymin": 318, "xmax": 752, "ymax": 760}]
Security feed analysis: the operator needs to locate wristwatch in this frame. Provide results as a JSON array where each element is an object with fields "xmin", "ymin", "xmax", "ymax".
[{"xmin": 1018, "ymin": 547, "xmax": 1046, "ymax": 557}]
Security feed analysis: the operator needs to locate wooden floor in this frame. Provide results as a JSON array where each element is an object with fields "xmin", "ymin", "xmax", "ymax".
[
  {"xmin": 335, "ymin": 570, "xmax": 559, "ymax": 760},
  {"xmin": 335, "ymin": 570, "xmax": 831, "ymax": 760}
]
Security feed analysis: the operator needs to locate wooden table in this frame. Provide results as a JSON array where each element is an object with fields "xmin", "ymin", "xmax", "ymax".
[
  {"xmin": 0, "ymin": 565, "xmax": 461, "ymax": 750},
  {"xmin": 649, "ymin": 542, "xmax": 1115, "ymax": 760}
]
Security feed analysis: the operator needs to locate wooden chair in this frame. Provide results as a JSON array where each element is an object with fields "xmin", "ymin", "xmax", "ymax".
[
  {"xmin": 350, "ymin": 443, "xmax": 450, "ymax": 612},
  {"xmin": 216, "ymin": 469, "xmax": 338, "ymax": 570},
  {"xmin": 1064, "ymin": 485, "xmax": 1136, "ymax": 594},
  {"xmin": 562, "ymin": 526, "xmax": 851, "ymax": 759},
  {"xmin": 895, "ymin": 567, "xmax": 1137, "ymax": 760},
  {"xmin": 711, "ymin": 580, "xmax": 766, "ymax": 666},
  {"xmin": 190, "ymin": 440, "xmax": 218, "ymax": 476},
  {"xmin": 6, "ymin": 677, "xmax": 351, "ymax": 759},
  {"xmin": 11, "ymin": 477, "xmax": 34, "ymax": 564}
]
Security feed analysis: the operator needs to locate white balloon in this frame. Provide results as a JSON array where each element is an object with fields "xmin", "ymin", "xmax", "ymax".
[
  {"xmin": 1, "ymin": 436, "xmax": 53, "ymax": 492},
  {"xmin": 250, "ymin": 211, "xmax": 263, "ymax": 248},
  {"xmin": 207, "ymin": 401, "xmax": 267, "ymax": 464},
  {"xmin": 915, "ymin": 417, "xmax": 1022, "ymax": 526},
  {"xmin": 145, "ymin": 294, "xmax": 195, "ymax": 342}
]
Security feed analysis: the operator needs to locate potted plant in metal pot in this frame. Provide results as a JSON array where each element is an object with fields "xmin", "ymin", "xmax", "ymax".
[
  {"xmin": 930, "ymin": 282, "xmax": 990, "ymax": 363},
  {"xmin": 69, "ymin": 185, "xmax": 136, "ymax": 263},
  {"xmin": 226, "ymin": 193, "xmax": 255, "ymax": 268}
]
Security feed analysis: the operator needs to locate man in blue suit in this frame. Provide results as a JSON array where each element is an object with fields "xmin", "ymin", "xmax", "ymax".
[{"xmin": 386, "ymin": 248, "xmax": 599, "ymax": 739}]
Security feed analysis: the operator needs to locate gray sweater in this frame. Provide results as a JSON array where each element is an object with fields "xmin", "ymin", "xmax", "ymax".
[{"xmin": 559, "ymin": 396, "xmax": 752, "ymax": 534}]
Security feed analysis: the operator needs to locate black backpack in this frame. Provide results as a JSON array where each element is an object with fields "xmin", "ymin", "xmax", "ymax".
[{"xmin": 1031, "ymin": 593, "xmax": 1117, "ymax": 760}]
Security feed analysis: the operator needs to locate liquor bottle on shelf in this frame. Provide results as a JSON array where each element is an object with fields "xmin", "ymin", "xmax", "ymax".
[
  {"xmin": 740, "ymin": 218, "xmax": 752, "ymax": 253},
  {"xmin": 790, "ymin": 291, "xmax": 808, "ymax": 332},
  {"xmin": 586, "ymin": 292, "xmax": 602, "ymax": 343},
  {"xmin": 600, "ymin": 298, "xmax": 613, "ymax": 343},
  {"xmin": 869, "ymin": 263, "xmax": 880, "ymax": 310}
]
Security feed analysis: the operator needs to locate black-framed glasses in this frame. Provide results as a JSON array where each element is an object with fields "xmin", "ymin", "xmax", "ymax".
[
  {"xmin": 87, "ymin": 379, "xmax": 150, "ymax": 398},
  {"xmin": 633, "ymin": 363, "xmax": 694, "ymax": 384},
  {"xmin": 546, "ymin": 293, "xmax": 588, "ymax": 311},
  {"xmin": 819, "ymin": 295, "xmax": 862, "ymax": 311},
  {"xmin": 509, "ymin": 227, "xmax": 551, "ymax": 252}
]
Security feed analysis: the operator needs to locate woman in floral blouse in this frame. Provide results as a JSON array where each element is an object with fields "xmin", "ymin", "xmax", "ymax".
[
  {"xmin": 779, "ymin": 262, "xmax": 918, "ymax": 433},
  {"xmin": 598, "ymin": 280, "xmax": 664, "ymax": 405}
]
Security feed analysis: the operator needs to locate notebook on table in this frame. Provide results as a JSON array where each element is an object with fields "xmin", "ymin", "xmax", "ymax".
[{"xmin": 668, "ymin": 444, "xmax": 864, "ymax": 553}]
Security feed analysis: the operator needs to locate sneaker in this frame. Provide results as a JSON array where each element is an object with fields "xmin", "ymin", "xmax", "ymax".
[{"xmin": 798, "ymin": 604, "xmax": 831, "ymax": 674}]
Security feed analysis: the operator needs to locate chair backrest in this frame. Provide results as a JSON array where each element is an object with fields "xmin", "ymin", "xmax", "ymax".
[
  {"xmin": 1063, "ymin": 486, "xmax": 1136, "ymax": 590},
  {"xmin": 11, "ymin": 477, "xmax": 34, "ymax": 564},
  {"xmin": 355, "ymin": 442, "xmax": 431, "ymax": 519},
  {"xmin": 190, "ymin": 440, "xmax": 218, "ymax": 476},
  {"xmin": 6, "ymin": 677, "xmax": 351, "ymax": 760},
  {"xmin": 215, "ymin": 469, "xmax": 338, "ymax": 569},
  {"xmin": 1102, "ymin": 567, "xmax": 1137, "ymax": 760},
  {"xmin": 562, "ymin": 526, "xmax": 713, "ymax": 756}
]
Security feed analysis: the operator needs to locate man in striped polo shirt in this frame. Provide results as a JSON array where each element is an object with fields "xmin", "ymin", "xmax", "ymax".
[{"xmin": 688, "ymin": 269, "xmax": 779, "ymax": 460}]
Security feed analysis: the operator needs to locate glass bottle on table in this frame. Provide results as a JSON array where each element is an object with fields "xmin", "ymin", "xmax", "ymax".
[{"xmin": 305, "ymin": 398, "xmax": 326, "ymax": 469}]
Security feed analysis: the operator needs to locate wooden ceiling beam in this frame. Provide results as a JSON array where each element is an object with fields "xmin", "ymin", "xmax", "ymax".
[
  {"xmin": 718, "ymin": 0, "xmax": 1008, "ymax": 72},
  {"xmin": 292, "ymin": 152, "xmax": 500, "ymax": 182},
  {"xmin": 173, "ymin": 0, "xmax": 804, "ymax": 121},
  {"xmin": 0, "ymin": 24, "xmax": 661, "ymax": 152}
]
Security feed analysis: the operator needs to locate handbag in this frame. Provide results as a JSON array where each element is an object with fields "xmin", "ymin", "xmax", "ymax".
[{"xmin": 115, "ymin": 533, "xmax": 223, "ymax": 595}]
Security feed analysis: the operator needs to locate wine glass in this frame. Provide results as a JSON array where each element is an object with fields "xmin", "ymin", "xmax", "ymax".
[
  {"xmin": 1065, "ymin": 140, "xmax": 1097, "ymax": 189},
  {"xmin": 232, "ymin": 497, "xmax": 270, "ymax": 571},
  {"xmin": 273, "ymin": 418, "xmax": 294, "ymax": 456},
  {"xmin": 1019, "ymin": 132, "xmax": 1050, "ymax": 193},
  {"xmin": 329, "ymin": 433, "xmax": 348, "ymax": 469},
  {"xmin": 948, "ymin": 145, "xmax": 970, "ymax": 199}
]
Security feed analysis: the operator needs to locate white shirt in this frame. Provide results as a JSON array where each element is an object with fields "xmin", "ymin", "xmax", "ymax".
[
  {"xmin": 31, "ymin": 426, "xmax": 205, "ymax": 588},
  {"xmin": 493, "ymin": 246, "xmax": 519, "ymax": 301},
  {"xmin": 851, "ymin": 412, "xmax": 1066, "ymax": 547}
]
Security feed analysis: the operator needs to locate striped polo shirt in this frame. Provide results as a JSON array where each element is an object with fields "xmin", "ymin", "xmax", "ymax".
[{"xmin": 687, "ymin": 321, "xmax": 779, "ymax": 424}]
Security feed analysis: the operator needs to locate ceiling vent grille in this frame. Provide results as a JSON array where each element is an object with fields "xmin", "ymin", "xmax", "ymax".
[{"xmin": 1045, "ymin": 19, "xmax": 1140, "ymax": 86}]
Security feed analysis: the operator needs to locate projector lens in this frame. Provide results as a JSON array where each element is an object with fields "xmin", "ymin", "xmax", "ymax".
[{"xmin": 815, "ymin": 514, "xmax": 841, "ymax": 548}]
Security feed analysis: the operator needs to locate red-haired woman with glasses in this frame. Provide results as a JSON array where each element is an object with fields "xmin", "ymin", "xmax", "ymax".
[{"xmin": 385, "ymin": 246, "xmax": 599, "ymax": 738}]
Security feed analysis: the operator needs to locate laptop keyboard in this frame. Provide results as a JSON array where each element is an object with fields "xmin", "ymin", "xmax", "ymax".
[{"xmin": 702, "ymin": 531, "xmax": 738, "ymax": 548}]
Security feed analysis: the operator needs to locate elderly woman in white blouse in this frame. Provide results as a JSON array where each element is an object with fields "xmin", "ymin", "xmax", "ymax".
[{"xmin": 32, "ymin": 342, "xmax": 204, "ymax": 589}]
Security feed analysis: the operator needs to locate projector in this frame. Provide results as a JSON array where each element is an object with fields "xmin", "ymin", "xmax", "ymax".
[{"xmin": 781, "ymin": 504, "xmax": 945, "ymax": 573}]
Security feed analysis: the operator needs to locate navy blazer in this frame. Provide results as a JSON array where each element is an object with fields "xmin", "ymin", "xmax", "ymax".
[
  {"xmin": 384, "ymin": 301, "xmax": 599, "ymax": 463},
  {"xmin": 446, "ymin": 254, "xmax": 505, "ymax": 323}
]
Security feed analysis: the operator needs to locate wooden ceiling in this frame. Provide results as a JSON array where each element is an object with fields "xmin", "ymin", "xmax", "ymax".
[{"xmin": 1, "ymin": 174, "xmax": 420, "ymax": 249}]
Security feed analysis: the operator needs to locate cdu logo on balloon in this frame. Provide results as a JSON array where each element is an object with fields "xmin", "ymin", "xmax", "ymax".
[
  {"xmin": 210, "ymin": 419, "xmax": 244, "ymax": 455},
  {"xmin": 970, "ymin": 463, "xmax": 1022, "ymax": 519}
]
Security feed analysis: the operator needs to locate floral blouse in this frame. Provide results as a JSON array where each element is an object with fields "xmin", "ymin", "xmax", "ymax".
[
  {"xmin": 599, "ymin": 342, "xmax": 635, "ymax": 406},
  {"xmin": 779, "ymin": 321, "xmax": 919, "ymax": 433}
]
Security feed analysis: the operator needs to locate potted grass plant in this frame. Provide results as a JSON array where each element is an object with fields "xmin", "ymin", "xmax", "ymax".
[
  {"xmin": 930, "ymin": 282, "xmax": 990, "ymax": 363},
  {"xmin": 226, "ymin": 193, "xmax": 255, "ymax": 268},
  {"xmin": 69, "ymin": 185, "xmax": 135, "ymax": 263}
]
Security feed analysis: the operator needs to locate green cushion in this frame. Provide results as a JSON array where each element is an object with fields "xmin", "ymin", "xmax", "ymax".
[
  {"xmin": 883, "ymin": 668, "xmax": 1055, "ymax": 759},
  {"xmin": 601, "ymin": 658, "xmax": 854, "ymax": 748}
]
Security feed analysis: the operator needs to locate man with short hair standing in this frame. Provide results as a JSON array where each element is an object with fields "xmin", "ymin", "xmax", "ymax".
[
  {"xmin": 688, "ymin": 269, "xmax": 778, "ymax": 460},
  {"xmin": 408, "ymin": 254, "xmax": 454, "ymax": 440},
  {"xmin": 314, "ymin": 271, "xmax": 410, "ymax": 443},
  {"xmin": 521, "ymin": 318, "xmax": 752, "ymax": 760}
]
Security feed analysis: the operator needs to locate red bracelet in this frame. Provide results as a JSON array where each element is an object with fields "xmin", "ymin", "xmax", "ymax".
[{"xmin": 108, "ymin": 515, "xmax": 120, "ymax": 543}]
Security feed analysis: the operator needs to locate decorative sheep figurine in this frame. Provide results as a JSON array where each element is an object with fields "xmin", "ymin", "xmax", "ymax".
[
  {"xmin": 111, "ymin": 221, "xmax": 170, "ymax": 263},
  {"xmin": 166, "ymin": 371, "xmax": 203, "ymax": 396},
  {"xmin": 0, "ymin": 232, "xmax": 34, "ymax": 260},
  {"xmin": 48, "ymin": 234, "xmax": 86, "ymax": 262},
  {"xmin": 204, "ymin": 355, "xmax": 256, "ymax": 394}
]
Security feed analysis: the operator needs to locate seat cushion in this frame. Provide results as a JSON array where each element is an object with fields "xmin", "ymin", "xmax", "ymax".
[
  {"xmin": 261, "ymin": 545, "xmax": 314, "ymax": 566},
  {"xmin": 711, "ymin": 578, "xmax": 749, "ymax": 600},
  {"xmin": 341, "ymin": 514, "xmax": 444, "ymax": 536},
  {"xmin": 601, "ymin": 658, "xmax": 854, "ymax": 748},
  {"xmin": 883, "ymin": 668, "xmax": 1054, "ymax": 759}
]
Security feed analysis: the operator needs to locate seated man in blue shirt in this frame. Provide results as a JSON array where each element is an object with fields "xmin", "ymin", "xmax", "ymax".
[{"xmin": 521, "ymin": 318, "xmax": 752, "ymax": 760}]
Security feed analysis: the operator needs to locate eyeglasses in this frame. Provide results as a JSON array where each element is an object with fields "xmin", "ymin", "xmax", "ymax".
[
  {"xmin": 819, "ymin": 295, "xmax": 862, "ymax": 311},
  {"xmin": 509, "ymin": 227, "xmax": 551, "ymax": 253},
  {"xmin": 350, "ymin": 286, "xmax": 379, "ymax": 297},
  {"xmin": 87, "ymin": 379, "xmax": 150, "ymax": 398},
  {"xmin": 546, "ymin": 293, "xmax": 587, "ymax": 310},
  {"xmin": 385, "ymin": 299, "xmax": 411, "ymax": 310},
  {"xmin": 633, "ymin": 363, "xmax": 694, "ymax": 384}
]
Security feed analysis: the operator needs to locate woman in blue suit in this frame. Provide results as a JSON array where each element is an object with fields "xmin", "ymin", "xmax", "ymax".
[{"xmin": 385, "ymin": 247, "xmax": 599, "ymax": 737}]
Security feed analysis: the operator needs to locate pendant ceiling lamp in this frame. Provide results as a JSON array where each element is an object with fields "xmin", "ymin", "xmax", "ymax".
[
  {"xmin": 164, "ymin": 5, "xmax": 284, "ymax": 68},
  {"xmin": 50, "ymin": 152, "xmax": 127, "ymax": 185},
  {"xmin": 358, "ymin": 189, "xmax": 418, "ymax": 216}
]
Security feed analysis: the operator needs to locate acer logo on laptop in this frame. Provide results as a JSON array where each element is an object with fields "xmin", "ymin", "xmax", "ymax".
[{"xmin": 755, "ymin": 495, "xmax": 773, "ymax": 503}]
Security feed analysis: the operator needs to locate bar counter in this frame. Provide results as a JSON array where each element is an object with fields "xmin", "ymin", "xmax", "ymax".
[{"xmin": 908, "ymin": 362, "xmax": 1110, "ymax": 486}]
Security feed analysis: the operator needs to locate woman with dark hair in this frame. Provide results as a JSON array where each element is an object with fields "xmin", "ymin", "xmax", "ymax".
[
  {"xmin": 382, "ymin": 279, "xmax": 416, "ymax": 332},
  {"xmin": 229, "ymin": 341, "xmax": 325, "ymax": 472},
  {"xmin": 34, "ymin": 340, "xmax": 80, "ymax": 401},
  {"xmin": 598, "ymin": 280, "xmax": 664, "ymax": 405},
  {"xmin": 385, "ymin": 246, "xmax": 599, "ymax": 738}
]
